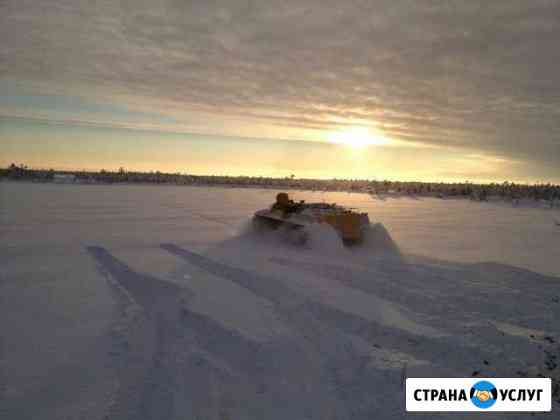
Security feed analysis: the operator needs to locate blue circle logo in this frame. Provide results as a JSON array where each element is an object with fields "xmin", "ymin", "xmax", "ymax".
[{"xmin": 470, "ymin": 381, "xmax": 498, "ymax": 409}]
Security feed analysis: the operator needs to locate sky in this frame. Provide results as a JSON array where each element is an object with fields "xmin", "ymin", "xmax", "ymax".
[{"xmin": 1, "ymin": 0, "xmax": 559, "ymax": 182}]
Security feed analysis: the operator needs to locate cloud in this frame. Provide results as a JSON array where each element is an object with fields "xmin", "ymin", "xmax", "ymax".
[{"xmin": 1, "ymin": 0, "xmax": 560, "ymax": 176}]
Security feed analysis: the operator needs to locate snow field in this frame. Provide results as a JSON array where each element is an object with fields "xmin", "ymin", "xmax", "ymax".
[{"xmin": 1, "ymin": 182, "xmax": 558, "ymax": 419}]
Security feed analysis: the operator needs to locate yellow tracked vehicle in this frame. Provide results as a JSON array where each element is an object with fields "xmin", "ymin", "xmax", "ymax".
[{"xmin": 253, "ymin": 192, "xmax": 370, "ymax": 245}]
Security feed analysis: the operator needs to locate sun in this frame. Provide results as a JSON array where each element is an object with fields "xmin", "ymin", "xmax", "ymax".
[{"xmin": 327, "ymin": 126, "xmax": 390, "ymax": 148}]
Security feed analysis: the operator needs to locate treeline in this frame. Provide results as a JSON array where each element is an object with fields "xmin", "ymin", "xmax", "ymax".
[{"xmin": 2, "ymin": 163, "xmax": 559, "ymax": 204}]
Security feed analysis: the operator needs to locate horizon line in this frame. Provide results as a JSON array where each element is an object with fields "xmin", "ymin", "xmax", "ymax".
[{"xmin": 2, "ymin": 163, "xmax": 558, "ymax": 187}]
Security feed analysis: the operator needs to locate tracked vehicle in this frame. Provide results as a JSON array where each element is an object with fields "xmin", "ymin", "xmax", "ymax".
[{"xmin": 253, "ymin": 192, "xmax": 370, "ymax": 245}]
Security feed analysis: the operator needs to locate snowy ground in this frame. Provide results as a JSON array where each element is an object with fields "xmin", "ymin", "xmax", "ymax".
[{"xmin": 1, "ymin": 181, "xmax": 559, "ymax": 419}]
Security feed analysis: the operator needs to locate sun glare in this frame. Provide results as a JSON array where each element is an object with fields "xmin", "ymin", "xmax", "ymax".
[{"xmin": 327, "ymin": 126, "xmax": 390, "ymax": 148}]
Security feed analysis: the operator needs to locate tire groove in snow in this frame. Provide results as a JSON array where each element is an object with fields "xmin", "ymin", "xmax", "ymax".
[
  {"xmin": 160, "ymin": 244, "xmax": 427, "ymax": 418},
  {"xmin": 161, "ymin": 244, "xmax": 494, "ymax": 372},
  {"xmin": 89, "ymin": 246, "xmax": 349, "ymax": 419},
  {"xmin": 88, "ymin": 246, "xmax": 185, "ymax": 420}
]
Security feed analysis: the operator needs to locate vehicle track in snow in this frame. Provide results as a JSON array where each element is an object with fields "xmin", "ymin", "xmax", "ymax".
[
  {"xmin": 161, "ymin": 244, "xmax": 497, "ymax": 372},
  {"xmin": 87, "ymin": 244, "xmax": 559, "ymax": 419},
  {"xmin": 162, "ymin": 243, "xmax": 559, "ymax": 412},
  {"xmin": 89, "ymin": 246, "xmax": 360, "ymax": 419},
  {"xmin": 88, "ymin": 246, "xmax": 182, "ymax": 420}
]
